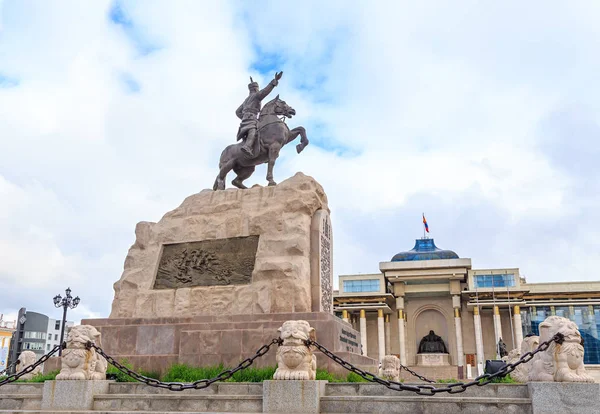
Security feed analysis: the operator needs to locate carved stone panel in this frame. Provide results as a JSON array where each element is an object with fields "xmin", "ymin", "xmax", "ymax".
[
  {"xmin": 311, "ymin": 209, "xmax": 333, "ymax": 313},
  {"xmin": 153, "ymin": 236, "xmax": 259, "ymax": 289}
]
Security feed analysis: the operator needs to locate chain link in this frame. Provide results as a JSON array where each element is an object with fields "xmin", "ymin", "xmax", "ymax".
[
  {"xmin": 398, "ymin": 364, "xmax": 435, "ymax": 383},
  {"xmin": 89, "ymin": 338, "xmax": 282, "ymax": 391},
  {"xmin": 304, "ymin": 332, "xmax": 563, "ymax": 395},
  {"xmin": 0, "ymin": 345, "xmax": 62, "ymax": 387}
]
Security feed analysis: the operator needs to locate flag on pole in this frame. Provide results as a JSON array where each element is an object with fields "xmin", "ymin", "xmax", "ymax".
[{"xmin": 422, "ymin": 214, "xmax": 429, "ymax": 233}]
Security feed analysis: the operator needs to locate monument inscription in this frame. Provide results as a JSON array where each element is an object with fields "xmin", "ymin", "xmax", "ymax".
[
  {"xmin": 311, "ymin": 210, "xmax": 333, "ymax": 313},
  {"xmin": 339, "ymin": 328, "xmax": 359, "ymax": 352},
  {"xmin": 320, "ymin": 216, "xmax": 332, "ymax": 313},
  {"xmin": 153, "ymin": 236, "xmax": 259, "ymax": 289}
]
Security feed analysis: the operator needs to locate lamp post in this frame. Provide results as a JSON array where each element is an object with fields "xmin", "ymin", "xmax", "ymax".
[{"xmin": 53, "ymin": 287, "xmax": 80, "ymax": 356}]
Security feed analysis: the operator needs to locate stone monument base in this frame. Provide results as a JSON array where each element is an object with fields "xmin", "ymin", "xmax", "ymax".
[
  {"xmin": 41, "ymin": 380, "xmax": 110, "ymax": 411},
  {"xmin": 263, "ymin": 380, "xmax": 327, "ymax": 413},
  {"xmin": 416, "ymin": 353, "xmax": 450, "ymax": 366},
  {"xmin": 81, "ymin": 312, "xmax": 376, "ymax": 377}
]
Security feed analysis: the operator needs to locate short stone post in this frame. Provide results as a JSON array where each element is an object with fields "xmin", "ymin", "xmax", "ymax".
[
  {"xmin": 265, "ymin": 320, "xmax": 326, "ymax": 413},
  {"xmin": 42, "ymin": 325, "xmax": 111, "ymax": 411}
]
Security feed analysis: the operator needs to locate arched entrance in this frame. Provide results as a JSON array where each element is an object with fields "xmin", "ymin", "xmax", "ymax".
[{"xmin": 414, "ymin": 308, "xmax": 449, "ymax": 352}]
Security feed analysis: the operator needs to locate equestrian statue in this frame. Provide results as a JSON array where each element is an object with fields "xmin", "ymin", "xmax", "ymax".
[{"xmin": 213, "ymin": 71, "xmax": 309, "ymax": 190}]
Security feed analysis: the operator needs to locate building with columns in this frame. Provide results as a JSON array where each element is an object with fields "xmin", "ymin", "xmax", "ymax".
[{"xmin": 334, "ymin": 238, "xmax": 600, "ymax": 379}]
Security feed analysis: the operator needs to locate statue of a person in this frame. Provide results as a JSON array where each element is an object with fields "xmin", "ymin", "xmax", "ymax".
[
  {"xmin": 236, "ymin": 71, "xmax": 283, "ymax": 157},
  {"xmin": 498, "ymin": 338, "xmax": 508, "ymax": 358},
  {"xmin": 418, "ymin": 330, "xmax": 448, "ymax": 353}
]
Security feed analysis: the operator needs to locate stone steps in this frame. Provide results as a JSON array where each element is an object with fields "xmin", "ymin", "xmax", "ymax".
[
  {"xmin": 0, "ymin": 383, "xmax": 43, "ymax": 411},
  {"xmin": 93, "ymin": 382, "xmax": 263, "ymax": 411},
  {"xmin": 0, "ymin": 411, "xmax": 262, "ymax": 414},
  {"xmin": 93, "ymin": 394, "xmax": 262, "ymax": 412},
  {"xmin": 0, "ymin": 394, "xmax": 42, "ymax": 411},
  {"xmin": 0, "ymin": 384, "xmax": 43, "ymax": 395},
  {"xmin": 320, "ymin": 395, "xmax": 532, "ymax": 414},
  {"xmin": 107, "ymin": 382, "xmax": 262, "ymax": 395},
  {"xmin": 326, "ymin": 382, "xmax": 530, "ymax": 398},
  {"xmin": 0, "ymin": 381, "xmax": 534, "ymax": 413}
]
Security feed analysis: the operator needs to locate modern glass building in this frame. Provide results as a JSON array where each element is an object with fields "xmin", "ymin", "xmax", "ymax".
[
  {"xmin": 334, "ymin": 238, "xmax": 600, "ymax": 381},
  {"xmin": 7, "ymin": 308, "xmax": 74, "ymax": 372}
]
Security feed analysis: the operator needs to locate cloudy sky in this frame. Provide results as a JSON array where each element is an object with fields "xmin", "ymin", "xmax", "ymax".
[{"xmin": 1, "ymin": 0, "xmax": 599, "ymax": 324}]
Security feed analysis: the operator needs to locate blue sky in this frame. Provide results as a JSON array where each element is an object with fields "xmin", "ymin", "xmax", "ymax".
[{"xmin": 0, "ymin": 0, "xmax": 599, "ymax": 323}]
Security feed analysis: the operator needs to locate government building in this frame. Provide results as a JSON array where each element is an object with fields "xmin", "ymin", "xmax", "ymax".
[{"xmin": 333, "ymin": 238, "xmax": 600, "ymax": 380}]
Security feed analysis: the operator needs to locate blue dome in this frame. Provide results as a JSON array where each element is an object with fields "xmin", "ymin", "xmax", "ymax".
[{"xmin": 391, "ymin": 239, "xmax": 459, "ymax": 262}]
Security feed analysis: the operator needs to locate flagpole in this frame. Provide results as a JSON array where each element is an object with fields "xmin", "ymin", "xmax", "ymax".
[{"xmin": 422, "ymin": 212, "xmax": 425, "ymax": 239}]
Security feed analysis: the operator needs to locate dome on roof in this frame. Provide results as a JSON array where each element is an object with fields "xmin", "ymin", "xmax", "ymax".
[{"xmin": 391, "ymin": 239, "xmax": 459, "ymax": 262}]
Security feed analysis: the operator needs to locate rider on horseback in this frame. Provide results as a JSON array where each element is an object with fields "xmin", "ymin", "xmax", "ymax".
[{"xmin": 236, "ymin": 71, "xmax": 283, "ymax": 158}]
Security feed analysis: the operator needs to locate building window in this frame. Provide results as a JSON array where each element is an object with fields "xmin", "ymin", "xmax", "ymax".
[
  {"xmin": 54, "ymin": 334, "xmax": 58, "ymax": 341},
  {"xmin": 523, "ymin": 305, "xmax": 600, "ymax": 364},
  {"xmin": 55, "ymin": 321, "xmax": 60, "ymax": 330},
  {"xmin": 343, "ymin": 279, "xmax": 380, "ymax": 293},
  {"xmin": 474, "ymin": 274, "xmax": 515, "ymax": 288},
  {"xmin": 23, "ymin": 332, "xmax": 46, "ymax": 340},
  {"xmin": 47, "ymin": 344, "xmax": 51, "ymax": 351},
  {"xmin": 23, "ymin": 342, "xmax": 44, "ymax": 351}
]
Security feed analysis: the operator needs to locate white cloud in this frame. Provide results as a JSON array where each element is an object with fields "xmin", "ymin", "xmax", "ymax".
[{"xmin": 0, "ymin": 0, "xmax": 599, "ymax": 323}]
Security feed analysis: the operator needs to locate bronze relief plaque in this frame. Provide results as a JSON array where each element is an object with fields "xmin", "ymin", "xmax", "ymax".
[{"xmin": 153, "ymin": 236, "xmax": 259, "ymax": 289}]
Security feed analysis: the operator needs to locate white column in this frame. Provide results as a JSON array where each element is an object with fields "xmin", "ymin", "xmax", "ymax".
[
  {"xmin": 359, "ymin": 309, "xmax": 368, "ymax": 356},
  {"xmin": 398, "ymin": 309, "xmax": 407, "ymax": 365},
  {"xmin": 473, "ymin": 306, "xmax": 485, "ymax": 375},
  {"xmin": 384, "ymin": 314, "xmax": 391, "ymax": 355},
  {"xmin": 342, "ymin": 310, "xmax": 349, "ymax": 324},
  {"xmin": 493, "ymin": 305, "xmax": 503, "ymax": 358},
  {"xmin": 377, "ymin": 309, "xmax": 385, "ymax": 361},
  {"xmin": 454, "ymin": 307, "xmax": 464, "ymax": 377},
  {"xmin": 513, "ymin": 305, "xmax": 523, "ymax": 350}
]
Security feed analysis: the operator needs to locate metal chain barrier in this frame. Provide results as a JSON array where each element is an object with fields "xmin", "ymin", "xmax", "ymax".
[
  {"xmin": 88, "ymin": 338, "xmax": 283, "ymax": 391},
  {"xmin": 0, "ymin": 345, "xmax": 62, "ymax": 387},
  {"xmin": 305, "ymin": 332, "xmax": 564, "ymax": 395},
  {"xmin": 398, "ymin": 363, "xmax": 435, "ymax": 383}
]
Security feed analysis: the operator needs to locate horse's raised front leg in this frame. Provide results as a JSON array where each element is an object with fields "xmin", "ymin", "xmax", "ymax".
[
  {"xmin": 266, "ymin": 144, "xmax": 281, "ymax": 186},
  {"xmin": 288, "ymin": 126, "xmax": 309, "ymax": 153}
]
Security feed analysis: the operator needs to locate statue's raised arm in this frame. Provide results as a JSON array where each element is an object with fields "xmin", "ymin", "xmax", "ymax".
[{"xmin": 256, "ymin": 71, "xmax": 283, "ymax": 101}]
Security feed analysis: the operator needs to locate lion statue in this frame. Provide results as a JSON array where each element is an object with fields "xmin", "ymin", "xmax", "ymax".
[
  {"xmin": 273, "ymin": 320, "xmax": 317, "ymax": 380},
  {"xmin": 56, "ymin": 325, "xmax": 107, "ymax": 380},
  {"xmin": 506, "ymin": 335, "xmax": 539, "ymax": 383},
  {"xmin": 529, "ymin": 316, "xmax": 594, "ymax": 383},
  {"xmin": 16, "ymin": 350, "xmax": 42, "ymax": 380},
  {"xmin": 379, "ymin": 355, "xmax": 400, "ymax": 382}
]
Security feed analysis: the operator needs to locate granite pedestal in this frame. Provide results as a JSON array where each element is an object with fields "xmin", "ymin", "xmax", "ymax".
[{"xmin": 82, "ymin": 312, "xmax": 377, "ymax": 376}]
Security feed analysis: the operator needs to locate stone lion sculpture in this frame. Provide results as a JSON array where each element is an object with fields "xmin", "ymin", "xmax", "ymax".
[
  {"xmin": 529, "ymin": 316, "xmax": 594, "ymax": 383},
  {"xmin": 505, "ymin": 335, "xmax": 539, "ymax": 383},
  {"xmin": 16, "ymin": 350, "xmax": 42, "ymax": 380},
  {"xmin": 379, "ymin": 355, "xmax": 400, "ymax": 381},
  {"xmin": 273, "ymin": 320, "xmax": 317, "ymax": 380},
  {"xmin": 56, "ymin": 325, "xmax": 107, "ymax": 380}
]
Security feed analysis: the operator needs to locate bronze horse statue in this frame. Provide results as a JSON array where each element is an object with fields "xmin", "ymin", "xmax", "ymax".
[{"xmin": 213, "ymin": 96, "xmax": 309, "ymax": 190}]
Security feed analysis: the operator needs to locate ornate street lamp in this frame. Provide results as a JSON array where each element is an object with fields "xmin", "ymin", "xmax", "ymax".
[{"xmin": 53, "ymin": 287, "xmax": 80, "ymax": 356}]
